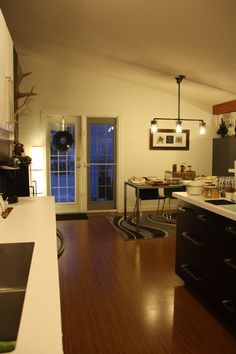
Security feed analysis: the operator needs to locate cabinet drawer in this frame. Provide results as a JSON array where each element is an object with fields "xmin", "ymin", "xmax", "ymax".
[
  {"xmin": 176, "ymin": 264, "xmax": 216, "ymax": 296},
  {"xmin": 218, "ymin": 298, "xmax": 236, "ymax": 321},
  {"xmin": 176, "ymin": 264, "xmax": 203, "ymax": 294},
  {"xmin": 176, "ymin": 201, "xmax": 218, "ymax": 296},
  {"xmin": 218, "ymin": 252, "xmax": 236, "ymax": 301},
  {"xmin": 176, "ymin": 232, "xmax": 210, "ymax": 271},
  {"xmin": 221, "ymin": 225, "xmax": 236, "ymax": 255},
  {"xmin": 177, "ymin": 202, "xmax": 217, "ymax": 243},
  {"xmin": 218, "ymin": 223, "xmax": 236, "ymax": 298},
  {"xmin": 175, "ymin": 199, "xmax": 236, "ymax": 325}
]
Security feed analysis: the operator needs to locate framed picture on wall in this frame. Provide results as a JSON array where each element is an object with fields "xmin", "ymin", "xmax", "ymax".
[{"xmin": 149, "ymin": 129, "xmax": 190, "ymax": 150}]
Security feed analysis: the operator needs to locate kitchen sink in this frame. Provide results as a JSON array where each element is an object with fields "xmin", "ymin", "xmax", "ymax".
[
  {"xmin": 0, "ymin": 242, "xmax": 34, "ymax": 289},
  {"xmin": 220, "ymin": 204, "xmax": 236, "ymax": 212},
  {"xmin": 0, "ymin": 242, "xmax": 34, "ymax": 352},
  {"xmin": 0, "ymin": 292, "xmax": 25, "ymax": 352}
]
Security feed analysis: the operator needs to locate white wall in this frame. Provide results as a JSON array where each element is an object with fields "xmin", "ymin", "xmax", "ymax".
[{"xmin": 17, "ymin": 53, "xmax": 217, "ymax": 212}]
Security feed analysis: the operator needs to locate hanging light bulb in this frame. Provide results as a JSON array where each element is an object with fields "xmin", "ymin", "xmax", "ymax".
[
  {"xmin": 150, "ymin": 118, "xmax": 158, "ymax": 134},
  {"xmin": 176, "ymin": 120, "xmax": 182, "ymax": 134},
  {"xmin": 199, "ymin": 121, "xmax": 206, "ymax": 135}
]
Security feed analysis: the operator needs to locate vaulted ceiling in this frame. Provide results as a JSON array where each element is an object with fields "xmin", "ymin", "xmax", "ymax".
[{"xmin": 1, "ymin": 0, "xmax": 236, "ymax": 105}]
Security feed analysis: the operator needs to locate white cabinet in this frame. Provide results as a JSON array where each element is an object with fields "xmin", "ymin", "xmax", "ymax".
[{"xmin": 0, "ymin": 9, "xmax": 14, "ymax": 141}]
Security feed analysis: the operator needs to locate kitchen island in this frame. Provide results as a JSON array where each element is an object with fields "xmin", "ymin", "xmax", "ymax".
[
  {"xmin": 173, "ymin": 192, "xmax": 236, "ymax": 326},
  {"xmin": 173, "ymin": 191, "xmax": 236, "ymax": 221},
  {"xmin": 0, "ymin": 197, "xmax": 63, "ymax": 354}
]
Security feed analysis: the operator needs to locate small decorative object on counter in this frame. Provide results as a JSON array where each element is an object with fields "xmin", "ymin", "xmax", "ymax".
[
  {"xmin": 173, "ymin": 171, "xmax": 196, "ymax": 180},
  {"xmin": 180, "ymin": 163, "xmax": 186, "ymax": 172},
  {"xmin": 0, "ymin": 194, "xmax": 6, "ymax": 213},
  {"xmin": 232, "ymin": 191, "xmax": 236, "ymax": 202},
  {"xmin": 203, "ymin": 186, "xmax": 219, "ymax": 198},
  {"xmin": 128, "ymin": 176, "xmax": 146, "ymax": 184},
  {"xmin": 217, "ymin": 118, "xmax": 228, "ymax": 137},
  {"xmin": 12, "ymin": 142, "xmax": 32, "ymax": 166},
  {"xmin": 172, "ymin": 164, "xmax": 177, "ymax": 173},
  {"xmin": 228, "ymin": 123, "xmax": 234, "ymax": 136},
  {"xmin": 186, "ymin": 180, "xmax": 204, "ymax": 195},
  {"xmin": 165, "ymin": 170, "xmax": 173, "ymax": 180}
]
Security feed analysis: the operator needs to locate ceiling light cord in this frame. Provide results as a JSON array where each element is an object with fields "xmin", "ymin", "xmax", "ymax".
[{"xmin": 175, "ymin": 74, "xmax": 185, "ymax": 123}]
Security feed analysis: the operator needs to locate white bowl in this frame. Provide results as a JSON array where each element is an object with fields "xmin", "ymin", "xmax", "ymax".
[{"xmin": 187, "ymin": 185, "xmax": 203, "ymax": 195}]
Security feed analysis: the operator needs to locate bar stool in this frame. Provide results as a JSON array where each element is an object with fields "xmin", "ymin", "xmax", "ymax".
[
  {"xmin": 134, "ymin": 188, "xmax": 166, "ymax": 223},
  {"xmin": 163, "ymin": 185, "xmax": 186, "ymax": 220}
]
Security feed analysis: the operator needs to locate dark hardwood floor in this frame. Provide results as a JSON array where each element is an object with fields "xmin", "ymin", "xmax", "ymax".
[{"xmin": 57, "ymin": 215, "xmax": 236, "ymax": 354}]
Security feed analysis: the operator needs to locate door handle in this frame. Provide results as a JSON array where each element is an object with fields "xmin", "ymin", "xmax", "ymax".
[
  {"xmin": 182, "ymin": 232, "xmax": 203, "ymax": 246},
  {"xmin": 178, "ymin": 206, "xmax": 192, "ymax": 213},
  {"xmin": 180, "ymin": 264, "xmax": 202, "ymax": 282},
  {"xmin": 225, "ymin": 226, "xmax": 236, "ymax": 236},
  {"xmin": 224, "ymin": 258, "xmax": 236, "ymax": 270}
]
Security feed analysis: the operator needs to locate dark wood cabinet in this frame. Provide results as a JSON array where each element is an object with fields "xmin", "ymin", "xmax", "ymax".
[
  {"xmin": 217, "ymin": 223, "xmax": 236, "ymax": 318},
  {"xmin": 176, "ymin": 200, "xmax": 236, "ymax": 323},
  {"xmin": 15, "ymin": 166, "xmax": 30, "ymax": 196},
  {"xmin": 212, "ymin": 136, "xmax": 236, "ymax": 176}
]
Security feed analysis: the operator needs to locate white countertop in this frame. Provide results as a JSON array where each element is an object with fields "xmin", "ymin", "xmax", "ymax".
[
  {"xmin": 0, "ymin": 197, "xmax": 63, "ymax": 354},
  {"xmin": 173, "ymin": 192, "xmax": 236, "ymax": 221}
]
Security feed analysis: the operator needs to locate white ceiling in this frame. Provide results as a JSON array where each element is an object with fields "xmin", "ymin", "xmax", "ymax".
[{"xmin": 1, "ymin": 0, "xmax": 236, "ymax": 105}]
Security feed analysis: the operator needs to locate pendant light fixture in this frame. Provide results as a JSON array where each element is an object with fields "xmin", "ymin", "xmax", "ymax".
[
  {"xmin": 175, "ymin": 74, "xmax": 185, "ymax": 134},
  {"xmin": 150, "ymin": 75, "xmax": 206, "ymax": 135}
]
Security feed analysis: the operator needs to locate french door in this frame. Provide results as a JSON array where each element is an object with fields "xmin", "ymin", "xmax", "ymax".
[
  {"xmin": 87, "ymin": 118, "xmax": 117, "ymax": 210},
  {"xmin": 48, "ymin": 115, "xmax": 117, "ymax": 213}
]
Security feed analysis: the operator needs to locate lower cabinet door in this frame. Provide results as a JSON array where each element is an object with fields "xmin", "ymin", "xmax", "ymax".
[
  {"xmin": 176, "ymin": 201, "xmax": 217, "ymax": 297},
  {"xmin": 217, "ymin": 223, "xmax": 236, "ymax": 320}
]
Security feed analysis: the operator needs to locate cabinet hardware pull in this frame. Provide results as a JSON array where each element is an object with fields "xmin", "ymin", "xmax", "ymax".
[
  {"xmin": 196, "ymin": 214, "xmax": 214, "ymax": 223},
  {"xmin": 178, "ymin": 206, "xmax": 192, "ymax": 213},
  {"xmin": 182, "ymin": 232, "xmax": 203, "ymax": 246},
  {"xmin": 180, "ymin": 264, "xmax": 202, "ymax": 282},
  {"xmin": 0, "ymin": 286, "xmax": 26, "ymax": 293},
  {"xmin": 222, "ymin": 300, "xmax": 236, "ymax": 315},
  {"xmin": 224, "ymin": 258, "xmax": 236, "ymax": 270},
  {"xmin": 225, "ymin": 226, "xmax": 236, "ymax": 236}
]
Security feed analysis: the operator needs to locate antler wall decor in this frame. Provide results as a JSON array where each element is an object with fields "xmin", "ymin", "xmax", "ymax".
[{"xmin": 14, "ymin": 66, "xmax": 37, "ymax": 141}]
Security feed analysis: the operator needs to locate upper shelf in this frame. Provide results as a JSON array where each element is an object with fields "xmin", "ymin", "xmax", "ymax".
[{"xmin": 213, "ymin": 99, "xmax": 236, "ymax": 115}]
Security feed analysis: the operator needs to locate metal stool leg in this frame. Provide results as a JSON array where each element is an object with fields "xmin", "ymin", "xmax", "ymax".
[
  {"xmin": 134, "ymin": 199, "xmax": 143, "ymax": 223},
  {"xmin": 168, "ymin": 198, "xmax": 172, "ymax": 220},
  {"xmin": 157, "ymin": 198, "xmax": 166, "ymax": 216}
]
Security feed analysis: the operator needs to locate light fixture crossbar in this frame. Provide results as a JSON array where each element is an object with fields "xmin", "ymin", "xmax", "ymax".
[
  {"xmin": 152, "ymin": 118, "xmax": 205, "ymax": 123},
  {"xmin": 150, "ymin": 75, "xmax": 206, "ymax": 135}
]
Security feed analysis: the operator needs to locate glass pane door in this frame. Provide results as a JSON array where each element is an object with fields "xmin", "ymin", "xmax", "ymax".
[
  {"xmin": 50, "ymin": 126, "xmax": 75, "ymax": 203},
  {"xmin": 48, "ymin": 116, "xmax": 82, "ymax": 213},
  {"xmin": 87, "ymin": 118, "xmax": 116, "ymax": 210}
]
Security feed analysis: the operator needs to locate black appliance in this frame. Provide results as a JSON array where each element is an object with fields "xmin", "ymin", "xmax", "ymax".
[{"xmin": 0, "ymin": 166, "xmax": 30, "ymax": 202}]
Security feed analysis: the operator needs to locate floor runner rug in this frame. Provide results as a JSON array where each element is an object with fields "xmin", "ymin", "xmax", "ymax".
[
  {"xmin": 56, "ymin": 213, "xmax": 88, "ymax": 221},
  {"xmin": 107, "ymin": 214, "xmax": 176, "ymax": 241},
  {"xmin": 56, "ymin": 229, "xmax": 65, "ymax": 258}
]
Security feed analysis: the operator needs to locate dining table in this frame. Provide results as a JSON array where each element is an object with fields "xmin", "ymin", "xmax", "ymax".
[{"xmin": 124, "ymin": 180, "xmax": 186, "ymax": 232}]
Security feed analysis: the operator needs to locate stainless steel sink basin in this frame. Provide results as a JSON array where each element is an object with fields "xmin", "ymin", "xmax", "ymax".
[
  {"xmin": 0, "ymin": 242, "xmax": 34, "ymax": 289},
  {"xmin": 220, "ymin": 204, "xmax": 236, "ymax": 212},
  {"xmin": 0, "ymin": 243, "xmax": 34, "ymax": 352}
]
